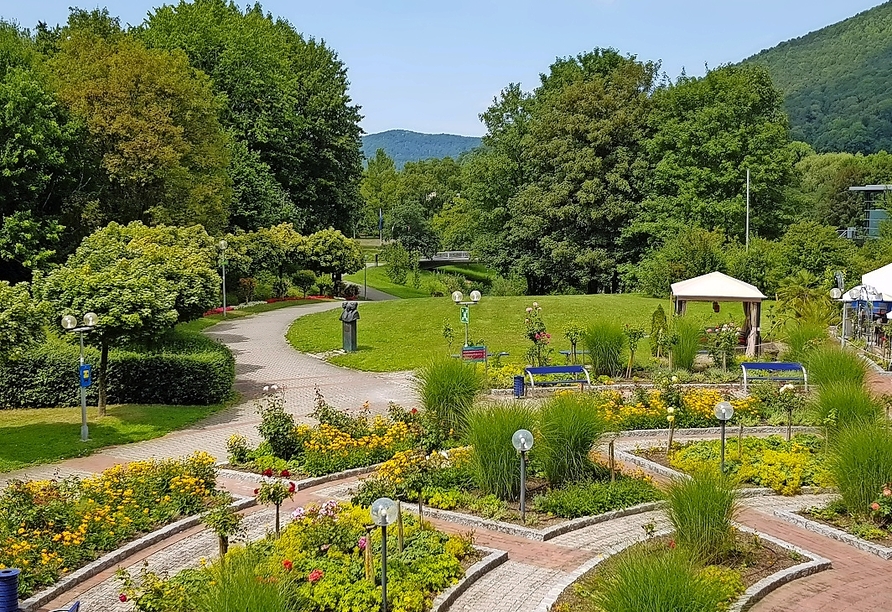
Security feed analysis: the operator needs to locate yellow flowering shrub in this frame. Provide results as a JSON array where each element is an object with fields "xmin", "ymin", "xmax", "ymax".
[
  {"xmin": 0, "ymin": 452, "xmax": 220, "ymax": 597},
  {"xmin": 681, "ymin": 388, "xmax": 760, "ymax": 422}
]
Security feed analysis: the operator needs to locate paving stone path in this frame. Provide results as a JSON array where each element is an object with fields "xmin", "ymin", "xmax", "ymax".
[{"xmin": 13, "ymin": 304, "xmax": 892, "ymax": 611}]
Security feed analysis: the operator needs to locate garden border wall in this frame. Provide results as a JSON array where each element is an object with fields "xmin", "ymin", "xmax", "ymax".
[
  {"xmin": 217, "ymin": 462, "xmax": 382, "ymax": 490},
  {"xmin": 773, "ymin": 510, "xmax": 892, "ymax": 560},
  {"xmin": 17, "ymin": 495, "xmax": 255, "ymax": 612},
  {"xmin": 430, "ymin": 546, "xmax": 508, "ymax": 612}
]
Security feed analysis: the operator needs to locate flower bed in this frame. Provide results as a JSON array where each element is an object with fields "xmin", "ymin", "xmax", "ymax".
[
  {"xmin": 801, "ymin": 488, "xmax": 892, "ymax": 546},
  {"xmin": 118, "ymin": 500, "xmax": 478, "ymax": 612},
  {"xmin": 638, "ymin": 434, "xmax": 831, "ymax": 495},
  {"xmin": 351, "ymin": 447, "xmax": 661, "ymax": 528},
  {"xmin": 0, "ymin": 452, "xmax": 220, "ymax": 597},
  {"xmin": 226, "ymin": 391, "xmax": 423, "ymax": 479}
]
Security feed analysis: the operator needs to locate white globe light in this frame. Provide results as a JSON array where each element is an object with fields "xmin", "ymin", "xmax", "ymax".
[
  {"xmin": 470, "ymin": 290, "xmax": 482, "ymax": 303},
  {"xmin": 512, "ymin": 429, "xmax": 534, "ymax": 451},
  {"xmin": 83, "ymin": 312, "xmax": 99, "ymax": 327},
  {"xmin": 61, "ymin": 315, "xmax": 77, "ymax": 330},
  {"xmin": 714, "ymin": 401, "xmax": 734, "ymax": 421},
  {"xmin": 219, "ymin": 239, "xmax": 228, "ymax": 250},
  {"xmin": 370, "ymin": 497, "xmax": 398, "ymax": 526},
  {"xmin": 830, "ymin": 288, "xmax": 843, "ymax": 300},
  {"xmin": 451, "ymin": 291, "xmax": 464, "ymax": 304}
]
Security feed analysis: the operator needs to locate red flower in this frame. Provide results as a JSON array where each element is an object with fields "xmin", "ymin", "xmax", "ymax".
[
  {"xmin": 119, "ymin": 594, "xmax": 128, "ymax": 602},
  {"xmin": 410, "ymin": 407, "xmax": 418, "ymax": 414},
  {"xmin": 280, "ymin": 469, "xmax": 290, "ymax": 477},
  {"xmin": 262, "ymin": 468, "xmax": 274, "ymax": 477},
  {"xmin": 288, "ymin": 482, "xmax": 296, "ymax": 493},
  {"xmin": 668, "ymin": 539, "xmax": 676, "ymax": 549},
  {"xmin": 253, "ymin": 488, "xmax": 259, "ymax": 495},
  {"xmin": 308, "ymin": 568, "xmax": 324, "ymax": 583},
  {"xmin": 282, "ymin": 559, "xmax": 293, "ymax": 571}
]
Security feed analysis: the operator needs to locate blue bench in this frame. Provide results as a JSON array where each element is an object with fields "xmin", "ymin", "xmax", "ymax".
[
  {"xmin": 741, "ymin": 362, "xmax": 808, "ymax": 392},
  {"xmin": 525, "ymin": 365, "xmax": 592, "ymax": 390}
]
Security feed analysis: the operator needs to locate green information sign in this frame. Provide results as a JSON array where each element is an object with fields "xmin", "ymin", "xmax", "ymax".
[{"xmin": 460, "ymin": 305, "xmax": 470, "ymax": 324}]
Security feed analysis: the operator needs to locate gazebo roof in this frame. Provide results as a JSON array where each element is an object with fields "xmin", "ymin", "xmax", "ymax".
[{"xmin": 671, "ymin": 272, "xmax": 767, "ymax": 302}]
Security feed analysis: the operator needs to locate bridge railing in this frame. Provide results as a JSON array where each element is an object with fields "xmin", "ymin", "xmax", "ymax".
[{"xmin": 429, "ymin": 251, "xmax": 472, "ymax": 261}]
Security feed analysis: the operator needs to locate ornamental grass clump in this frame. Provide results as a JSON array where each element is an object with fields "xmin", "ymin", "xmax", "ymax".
[
  {"xmin": 671, "ymin": 316, "xmax": 701, "ymax": 372},
  {"xmin": 804, "ymin": 344, "xmax": 867, "ymax": 386},
  {"xmin": 199, "ymin": 545, "xmax": 304, "ymax": 612},
  {"xmin": 584, "ymin": 319, "xmax": 626, "ymax": 376},
  {"xmin": 536, "ymin": 393, "xmax": 608, "ymax": 487},
  {"xmin": 666, "ymin": 469, "xmax": 738, "ymax": 564},
  {"xmin": 782, "ymin": 320, "xmax": 828, "ymax": 362},
  {"xmin": 466, "ymin": 402, "xmax": 535, "ymax": 500},
  {"xmin": 591, "ymin": 544, "xmax": 733, "ymax": 612},
  {"xmin": 830, "ymin": 424, "xmax": 892, "ymax": 518},
  {"xmin": 414, "ymin": 358, "xmax": 483, "ymax": 437},
  {"xmin": 809, "ymin": 381, "xmax": 881, "ymax": 433}
]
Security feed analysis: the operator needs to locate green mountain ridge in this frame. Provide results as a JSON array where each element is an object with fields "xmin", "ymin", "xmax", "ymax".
[
  {"xmin": 744, "ymin": 1, "xmax": 892, "ymax": 154},
  {"xmin": 362, "ymin": 129, "xmax": 481, "ymax": 168}
]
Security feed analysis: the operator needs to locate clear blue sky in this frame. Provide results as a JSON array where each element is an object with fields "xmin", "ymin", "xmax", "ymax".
[{"xmin": 2, "ymin": 0, "xmax": 886, "ymax": 136}]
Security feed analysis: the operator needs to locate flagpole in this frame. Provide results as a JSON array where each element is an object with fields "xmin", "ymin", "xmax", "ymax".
[{"xmin": 745, "ymin": 169, "xmax": 750, "ymax": 252}]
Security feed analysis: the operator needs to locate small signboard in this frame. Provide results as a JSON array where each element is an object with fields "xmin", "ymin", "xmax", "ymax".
[
  {"xmin": 459, "ymin": 305, "xmax": 470, "ymax": 324},
  {"xmin": 79, "ymin": 364, "xmax": 92, "ymax": 388},
  {"xmin": 461, "ymin": 345, "xmax": 487, "ymax": 362}
]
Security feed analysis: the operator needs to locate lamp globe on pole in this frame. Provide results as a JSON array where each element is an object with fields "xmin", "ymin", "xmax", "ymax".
[
  {"xmin": 61, "ymin": 312, "xmax": 98, "ymax": 442},
  {"xmin": 714, "ymin": 401, "xmax": 734, "ymax": 473},
  {"xmin": 470, "ymin": 290, "xmax": 482, "ymax": 303},
  {"xmin": 451, "ymin": 291, "xmax": 463, "ymax": 304},
  {"xmin": 512, "ymin": 429, "xmax": 533, "ymax": 522},
  {"xmin": 371, "ymin": 497, "xmax": 398, "ymax": 612}
]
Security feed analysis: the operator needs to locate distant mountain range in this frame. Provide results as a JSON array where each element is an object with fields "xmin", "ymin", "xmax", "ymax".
[
  {"xmin": 361, "ymin": 130, "xmax": 481, "ymax": 168},
  {"xmin": 745, "ymin": 1, "xmax": 892, "ymax": 153}
]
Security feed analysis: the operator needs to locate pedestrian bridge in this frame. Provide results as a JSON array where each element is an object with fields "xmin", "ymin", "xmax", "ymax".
[{"xmin": 418, "ymin": 251, "xmax": 477, "ymax": 270}]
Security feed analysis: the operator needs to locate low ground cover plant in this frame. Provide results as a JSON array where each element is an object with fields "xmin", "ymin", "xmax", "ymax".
[
  {"xmin": 0, "ymin": 452, "xmax": 220, "ymax": 597},
  {"xmin": 667, "ymin": 434, "xmax": 831, "ymax": 495},
  {"xmin": 117, "ymin": 501, "xmax": 475, "ymax": 612}
]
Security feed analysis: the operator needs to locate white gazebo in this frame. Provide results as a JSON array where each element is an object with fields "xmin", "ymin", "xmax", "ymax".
[{"xmin": 670, "ymin": 272, "xmax": 768, "ymax": 357}]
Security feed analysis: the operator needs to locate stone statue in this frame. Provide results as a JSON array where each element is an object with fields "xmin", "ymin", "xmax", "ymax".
[
  {"xmin": 340, "ymin": 301, "xmax": 359, "ymax": 351},
  {"xmin": 340, "ymin": 301, "xmax": 360, "ymax": 323}
]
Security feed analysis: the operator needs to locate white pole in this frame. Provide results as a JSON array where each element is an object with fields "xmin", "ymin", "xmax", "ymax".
[{"xmin": 745, "ymin": 168, "xmax": 750, "ymax": 251}]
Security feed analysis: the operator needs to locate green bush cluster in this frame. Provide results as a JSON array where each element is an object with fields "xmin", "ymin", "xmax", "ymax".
[
  {"xmin": 536, "ymin": 393, "xmax": 608, "ymax": 487},
  {"xmin": 0, "ymin": 331, "xmax": 233, "ymax": 408},
  {"xmin": 830, "ymin": 424, "xmax": 892, "ymax": 518},
  {"xmin": 466, "ymin": 402, "xmax": 535, "ymax": 500},
  {"xmin": 533, "ymin": 478, "xmax": 660, "ymax": 519},
  {"xmin": 414, "ymin": 359, "xmax": 484, "ymax": 438},
  {"xmin": 583, "ymin": 319, "xmax": 626, "ymax": 376}
]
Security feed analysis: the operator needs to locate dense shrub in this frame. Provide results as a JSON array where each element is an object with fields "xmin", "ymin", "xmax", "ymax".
[
  {"xmin": 536, "ymin": 393, "xmax": 607, "ymax": 486},
  {"xmin": 489, "ymin": 274, "xmax": 527, "ymax": 296},
  {"xmin": 584, "ymin": 319, "xmax": 625, "ymax": 376},
  {"xmin": 466, "ymin": 403, "xmax": 535, "ymax": 500},
  {"xmin": 830, "ymin": 424, "xmax": 892, "ymax": 518},
  {"xmin": 804, "ymin": 344, "xmax": 867, "ymax": 386},
  {"xmin": 809, "ymin": 381, "xmax": 881, "ymax": 432},
  {"xmin": 533, "ymin": 477, "xmax": 660, "ymax": 518},
  {"xmin": 671, "ymin": 316, "xmax": 701, "ymax": 372},
  {"xmin": 666, "ymin": 469, "xmax": 738, "ymax": 563},
  {"xmin": 0, "ymin": 332, "xmax": 234, "ymax": 408},
  {"xmin": 414, "ymin": 359, "xmax": 483, "ymax": 436}
]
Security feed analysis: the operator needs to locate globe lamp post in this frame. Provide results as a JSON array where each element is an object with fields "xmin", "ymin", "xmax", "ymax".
[
  {"xmin": 512, "ymin": 429, "xmax": 534, "ymax": 522},
  {"xmin": 714, "ymin": 401, "xmax": 735, "ymax": 473},
  {"xmin": 61, "ymin": 312, "xmax": 98, "ymax": 441},
  {"xmin": 371, "ymin": 497, "xmax": 398, "ymax": 612}
]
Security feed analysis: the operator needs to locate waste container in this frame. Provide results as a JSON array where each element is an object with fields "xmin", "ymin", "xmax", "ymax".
[
  {"xmin": 513, "ymin": 375, "xmax": 525, "ymax": 399},
  {"xmin": 0, "ymin": 568, "xmax": 21, "ymax": 612}
]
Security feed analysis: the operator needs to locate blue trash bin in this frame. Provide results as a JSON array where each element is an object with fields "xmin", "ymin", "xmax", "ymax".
[
  {"xmin": 0, "ymin": 568, "xmax": 20, "ymax": 612},
  {"xmin": 513, "ymin": 375, "xmax": 525, "ymax": 399}
]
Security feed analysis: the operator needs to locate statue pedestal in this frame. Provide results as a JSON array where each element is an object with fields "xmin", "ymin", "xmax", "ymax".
[{"xmin": 342, "ymin": 321, "xmax": 357, "ymax": 352}]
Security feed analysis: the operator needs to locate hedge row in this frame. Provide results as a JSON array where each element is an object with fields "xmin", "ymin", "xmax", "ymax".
[{"xmin": 0, "ymin": 332, "xmax": 234, "ymax": 408}]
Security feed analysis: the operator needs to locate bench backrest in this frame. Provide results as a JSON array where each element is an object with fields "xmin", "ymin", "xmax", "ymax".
[
  {"xmin": 525, "ymin": 365, "xmax": 586, "ymax": 375},
  {"xmin": 740, "ymin": 362, "xmax": 804, "ymax": 372}
]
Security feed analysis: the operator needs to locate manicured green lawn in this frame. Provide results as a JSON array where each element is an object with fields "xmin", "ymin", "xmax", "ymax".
[
  {"xmin": 344, "ymin": 265, "xmax": 432, "ymax": 298},
  {"xmin": 286, "ymin": 294, "xmax": 737, "ymax": 371},
  {"xmin": 0, "ymin": 403, "xmax": 226, "ymax": 473}
]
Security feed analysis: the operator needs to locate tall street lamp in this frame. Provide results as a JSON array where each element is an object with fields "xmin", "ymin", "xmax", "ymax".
[
  {"xmin": 714, "ymin": 401, "xmax": 734, "ymax": 473},
  {"xmin": 370, "ymin": 497, "xmax": 398, "ymax": 612},
  {"xmin": 219, "ymin": 239, "xmax": 228, "ymax": 318},
  {"xmin": 511, "ymin": 429, "xmax": 534, "ymax": 522},
  {"xmin": 61, "ymin": 312, "xmax": 98, "ymax": 442},
  {"xmin": 451, "ymin": 290, "xmax": 482, "ymax": 347}
]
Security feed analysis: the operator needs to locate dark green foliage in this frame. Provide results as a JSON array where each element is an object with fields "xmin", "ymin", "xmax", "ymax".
[
  {"xmin": 671, "ymin": 316, "xmax": 701, "ymax": 372},
  {"xmin": 533, "ymin": 477, "xmax": 660, "ymax": 518},
  {"xmin": 535, "ymin": 394, "xmax": 608, "ymax": 487},
  {"xmin": 361, "ymin": 130, "xmax": 481, "ymax": 169},
  {"xmin": 414, "ymin": 359, "xmax": 483, "ymax": 436},
  {"xmin": 809, "ymin": 382, "xmax": 881, "ymax": 432},
  {"xmin": 590, "ymin": 545, "xmax": 731, "ymax": 612},
  {"xmin": 804, "ymin": 345, "xmax": 867, "ymax": 386},
  {"xmin": 256, "ymin": 394, "xmax": 299, "ymax": 460},
  {"xmin": 584, "ymin": 319, "xmax": 626, "ymax": 377},
  {"xmin": 744, "ymin": 2, "xmax": 892, "ymax": 153},
  {"xmin": 650, "ymin": 305, "xmax": 667, "ymax": 356},
  {"xmin": 830, "ymin": 424, "xmax": 892, "ymax": 517},
  {"xmin": 636, "ymin": 228, "xmax": 728, "ymax": 298},
  {"xmin": 666, "ymin": 469, "xmax": 738, "ymax": 563},
  {"xmin": 466, "ymin": 403, "xmax": 535, "ymax": 500}
]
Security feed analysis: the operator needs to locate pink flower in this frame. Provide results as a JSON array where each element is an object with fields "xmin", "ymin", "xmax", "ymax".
[
  {"xmin": 282, "ymin": 559, "xmax": 293, "ymax": 571},
  {"xmin": 119, "ymin": 594, "xmax": 128, "ymax": 602},
  {"xmin": 883, "ymin": 489, "xmax": 891, "ymax": 497},
  {"xmin": 532, "ymin": 302, "xmax": 539, "ymax": 308},
  {"xmin": 288, "ymin": 482, "xmax": 296, "ymax": 493},
  {"xmin": 871, "ymin": 502, "xmax": 881, "ymax": 511},
  {"xmin": 358, "ymin": 536, "xmax": 367, "ymax": 550},
  {"xmin": 545, "ymin": 333, "xmax": 551, "ymax": 339},
  {"xmin": 668, "ymin": 539, "xmax": 676, "ymax": 549},
  {"xmin": 280, "ymin": 469, "xmax": 290, "ymax": 477},
  {"xmin": 525, "ymin": 307, "xmax": 533, "ymax": 313},
  {"xmin": 262, "ymin": 468, "xmax": 273, "ymax": 477},
  {"xmin": 410, "ymin": 407, "xmax": 418, "ymax": 414},
  {"xmin": 308, "ymin": 568, "xmax": 324, "ymax": 583}
]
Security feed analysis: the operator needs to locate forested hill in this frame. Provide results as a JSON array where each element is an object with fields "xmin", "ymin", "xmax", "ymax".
[
  {"xmin": 744, "ymin": 1, "xmax": 892, "ymax": 154},
  {"xmin": 362, "ymin": 130, "xmax": 481, "ymax": 168}
]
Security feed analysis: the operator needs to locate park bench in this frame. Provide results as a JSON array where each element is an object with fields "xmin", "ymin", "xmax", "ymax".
[
  {"xmin": 740, "ymin": 362, "xmax": 808, "ymax": 393},
  {"xmin": 525, "ymin": 365, "xmax": 591, "ymax": 391},
  {"xmin": 50, "ymin": 603, "xmax": 80, "ymax": 612}
]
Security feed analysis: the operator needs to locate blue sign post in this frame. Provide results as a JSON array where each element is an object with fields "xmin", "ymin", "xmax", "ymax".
[{"xmin": 79, "ymin": 364, "xmax": 92, "ymax": 388}]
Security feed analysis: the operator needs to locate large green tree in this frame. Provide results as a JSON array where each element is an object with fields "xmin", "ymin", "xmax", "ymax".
[
  {"xmin": 142, "ymin": 0, "xmax": 364, "ymax": 232},
  {"xmin": 35, "ymin": 222, "xmax": 219, "ymax": 413}
]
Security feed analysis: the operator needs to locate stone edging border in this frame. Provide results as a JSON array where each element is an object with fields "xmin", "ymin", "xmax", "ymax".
[
  {"xmin": 406, "ymin": 501, "xmax": 663, "ymax": 541},
  {"xmin": 18, "ymin": 495, "xmax": 255, "ymax": 612},
  {"xmin": 617, "ymin": 425, "xmax": 822, "ymax": 438},
  {"xmin": 773, "ymin": 510, "xmax": 892, "ymax": 560},
  {"xmin": 430, "ymin": 546, "xmax": 508, "ymax": 612},
  {"xmin": 616, "ymin": 449, "xmax": 833, "ymax": 497},
  {"xmin": 728, "ymin": 524, "xmax": 832, "ymax": 611},
  {"xmin": 217, "ymin": 462, "xmax": 382, "ymax": 490}
]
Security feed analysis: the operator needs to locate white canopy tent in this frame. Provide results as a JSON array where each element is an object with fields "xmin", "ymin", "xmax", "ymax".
[
  {"xmin": 670, "ymin": 272, "xmax": 768, "ymax": 357},
  {"xmin": 862, "ymin": 262, "xmax": 892, "ymax": 297}
]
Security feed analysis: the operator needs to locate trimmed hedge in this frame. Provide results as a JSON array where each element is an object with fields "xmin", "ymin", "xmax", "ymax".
[{"xmin": 0, "ymin": 331, "xmax": 234, "ymax": 408}]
